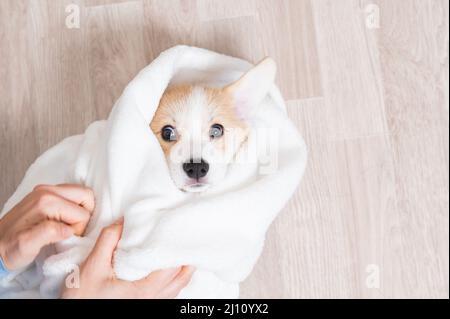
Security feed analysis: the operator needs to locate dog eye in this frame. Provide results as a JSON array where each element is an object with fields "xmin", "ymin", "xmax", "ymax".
[
  {"xmin": 161, "ymin": 125, "xmax": 177, "ymax": 141},
  {"xmin": 209, "ymin": 124, "xmax": 224, "ymax": 139}
]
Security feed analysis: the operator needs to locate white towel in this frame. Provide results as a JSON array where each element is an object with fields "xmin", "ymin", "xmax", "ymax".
[{"xmin": 0, "ymin": 45, "xmax": 307, "ymax": 299}]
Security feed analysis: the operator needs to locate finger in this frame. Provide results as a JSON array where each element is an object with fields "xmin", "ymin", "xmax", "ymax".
[
  {"xmin": 133, "ymin": 266, "xmax": 184, "ymax": 294},
  {"xmin": 87, "ymin": 221, "xmax": 123, "ymax": 267},
  {"xmin": 36, "ymin": 194, "xmax": 91, "ymax": 235},
  {"xmin": 34, "ymin": 184, "xmax": 95, "ymax": 212},
  {"xmin": 24, "ymin": 220, "xmax": 74, "ymax": 256},
  {"xmin": 159, "ymin": 266, "xmax": 195, "ymax": 298}
]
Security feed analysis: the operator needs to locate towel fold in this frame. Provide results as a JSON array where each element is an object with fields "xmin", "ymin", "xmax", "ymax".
[{"xmin": 0, "ymin": 45, "xmax": 307, "ymax": 298}]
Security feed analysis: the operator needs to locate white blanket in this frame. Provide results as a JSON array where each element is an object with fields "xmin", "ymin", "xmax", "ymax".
[{"xmin": 0, "ymin": 45, "xmax": 307, "ymax": 299}]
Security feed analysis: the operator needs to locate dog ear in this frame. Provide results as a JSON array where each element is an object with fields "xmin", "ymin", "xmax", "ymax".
[{"xmin": 225, "ymin": 57, "xmax": 276, "ymax": 119}]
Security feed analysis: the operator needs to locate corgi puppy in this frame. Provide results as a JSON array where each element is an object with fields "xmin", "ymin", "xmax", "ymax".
[{"xmin": 150, "ymin": 58, "xmax": 276, "ymax": 192}]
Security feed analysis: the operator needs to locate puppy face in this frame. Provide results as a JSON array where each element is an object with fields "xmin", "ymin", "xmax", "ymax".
[{"xmin": 150, "ymin": 58, "xmax": 276, "ymax": 192}]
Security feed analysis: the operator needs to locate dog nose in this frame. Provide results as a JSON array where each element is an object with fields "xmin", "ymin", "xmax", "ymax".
[{"xmin": 183, "ymin": 159, "xmax": 209, "ymax": 179}]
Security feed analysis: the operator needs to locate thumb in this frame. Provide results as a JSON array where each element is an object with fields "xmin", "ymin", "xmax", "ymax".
[{"xmin": 88, "ymin": 219, "xmax": 124, "ymax": 267}]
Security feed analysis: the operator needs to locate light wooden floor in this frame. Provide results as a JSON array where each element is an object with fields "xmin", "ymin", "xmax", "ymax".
[{"xmin": 0, "ymin": 0, "xmax": 448, "ymax": 298}]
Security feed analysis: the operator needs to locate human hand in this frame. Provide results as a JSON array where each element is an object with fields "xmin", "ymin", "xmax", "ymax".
[
  {"xmin": 61, "ymin": 219, "xmax": 195, "ymax": 299},
  {"xmin": 0, "ymin": 184, "xmax": 94, "ymax": 270}
]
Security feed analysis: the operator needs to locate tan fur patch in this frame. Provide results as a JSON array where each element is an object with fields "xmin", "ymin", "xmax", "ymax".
[
  {"xmin": 150, "ymin": 85, "xmax": 193, "ymax": 155},
  {"xmin": 203, "ymin": 87, "xmax": 249, "ymax": 153}
]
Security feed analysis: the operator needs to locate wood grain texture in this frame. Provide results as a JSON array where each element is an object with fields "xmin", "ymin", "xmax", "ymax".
[
  {"xmin": 373, "ymin": 0, "xmax": 449, "ymax": 298},
  {"xmin": 0, "ymin": 0, "xmax": 448, "ymax": 298}
]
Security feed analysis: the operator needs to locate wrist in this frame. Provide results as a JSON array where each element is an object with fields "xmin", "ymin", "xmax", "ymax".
[
  {"xmin": 0, "ymin": 240, "xmax": 12, "ymax": 273},
  {"xmin": 0, "ymin": 250, "xmax": 10, "ymax": 277}
]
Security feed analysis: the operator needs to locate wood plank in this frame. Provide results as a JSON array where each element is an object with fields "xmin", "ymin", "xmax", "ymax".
[
  {"xmin": 197, "ymin": 0, "xmax": 257, "ymax": 22},
  {"xmin": 256, "ymin": 0, "xmax": 323, "ymax": 100},
  {"xmin": 311, "ymin": 0, "xmax": 387, "ymax": 140},
  {"xmin": 26, "ymin": 0, "xmax": 95, "ymax": 151},
  {"xmin": 374, "ymin": 0, "xmax": 449, "ymax": 298},
  {"xmin": 85, "ymin": 0, "xmax": 147, "ymax": 118},
  {"xmin": 0, "ymin": 0, "xmax": 39, "ymax": 206}
]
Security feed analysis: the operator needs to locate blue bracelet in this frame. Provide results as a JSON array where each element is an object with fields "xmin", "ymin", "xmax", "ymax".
[{"xmin": 0, "ymin": 255, "xmax": 9, "ymax": 277}]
